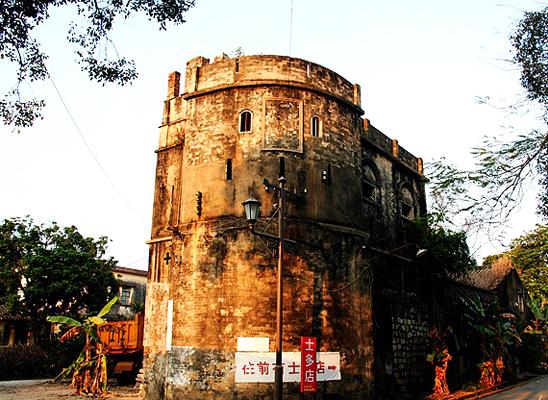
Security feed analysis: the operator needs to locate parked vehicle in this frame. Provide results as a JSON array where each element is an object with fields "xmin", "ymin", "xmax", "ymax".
[{"xmin": 97, "ymin": 312, "xmax": 144, "ymax": 383}]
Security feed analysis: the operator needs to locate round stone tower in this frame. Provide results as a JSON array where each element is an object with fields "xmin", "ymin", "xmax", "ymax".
[{"xmin": 142, "ymin": 54, "xmax": 425, "ymax": 399}]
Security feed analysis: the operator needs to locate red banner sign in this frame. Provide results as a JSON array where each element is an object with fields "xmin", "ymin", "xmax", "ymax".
[{"xmin": 300, "ymin": 336, "xmax": 317, "ymax": 393}]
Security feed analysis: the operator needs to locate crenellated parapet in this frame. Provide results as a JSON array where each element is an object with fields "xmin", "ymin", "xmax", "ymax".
[
  {"xmin": 362, "ymin": 118, "xmax": 423, "ymax": 175},
  {"xmin": 180, "ymin": 55, "xmax": 362, "ymax": 110}
]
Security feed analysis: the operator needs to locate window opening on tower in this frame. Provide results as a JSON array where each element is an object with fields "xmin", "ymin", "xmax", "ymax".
[{"xmin": 239, "ymin": 110, "xmax": 252, "ymax": 133}]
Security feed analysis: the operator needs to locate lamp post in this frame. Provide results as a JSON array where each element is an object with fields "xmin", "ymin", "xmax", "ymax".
[{"xmin": 242, "ymin": 176, "xmax": 287, "ymax": 400}]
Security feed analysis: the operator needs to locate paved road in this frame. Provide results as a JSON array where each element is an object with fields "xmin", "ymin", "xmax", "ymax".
[{"xmin": 482, "ymin": 375, "xmax": 548, "ymax": 400}]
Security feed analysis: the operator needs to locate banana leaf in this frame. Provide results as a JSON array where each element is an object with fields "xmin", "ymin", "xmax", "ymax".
[
  {"xmin": 47, "ymin": 315, "xmax": 82, "ymax": 327},
  {"xmin": 88, "ymin": 316, "xmax": 106, "ymax": 326},
  {"xmin": 97, "ymin": 296, "xmax": 118, "ymax": 318}
]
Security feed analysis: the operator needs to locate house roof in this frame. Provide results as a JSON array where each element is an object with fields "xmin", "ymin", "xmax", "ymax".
[
  {"xmin": 455, "ymin": 256, "xmax": 514, "ymax": 291},
  {"xmin": 114, "ymin": 266, "xmax": 148, "ymax": 277},
  {"xmin": 0, "ymin": 305, "xmax": 30, "ymax": 321}
]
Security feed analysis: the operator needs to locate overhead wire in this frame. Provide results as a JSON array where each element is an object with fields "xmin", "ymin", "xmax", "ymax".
[{"xmin": 47, "ymin": 72, "xmax": 144, "ymax": 221}]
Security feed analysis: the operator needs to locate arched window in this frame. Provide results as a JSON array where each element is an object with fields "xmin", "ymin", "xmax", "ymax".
[
  {"xmin": 311, "ymin": 115, "xmax": 321, "ymax": 137},
  {"xmin": 239, "ymin": 110, "xmax": 252, "ymax": 133},
  {"xmin": 400, "ymin": 185, "xmax": 415, "ymax": 221}
]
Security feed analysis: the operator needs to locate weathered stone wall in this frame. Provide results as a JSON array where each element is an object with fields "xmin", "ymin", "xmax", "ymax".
[
  {"xmin": 143, "ymin": 54, "xmax": 425, "ymax": 399},
  {"xmin": 143, "ymin": 224, "xmax": 374, "ymax": 399},
  {"xmin": 387, "ymin": 290, "xmax": 430, "ymax": 392},
  {"xmin": 165, "ymin": 67, "xmax": 365, "ymax": 227},
  {"xmin": 183, "ymin": 55, "xmax": 358, "ymax": 107}
]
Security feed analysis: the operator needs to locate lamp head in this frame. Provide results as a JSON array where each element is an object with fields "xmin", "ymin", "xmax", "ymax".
[
  {"xmin": 242, "ymin": 195, "xmax": 261, "ymax": 225},
  {"xmin": 416, "ymin": 248, "xmax": 428, "ymax": 258}
]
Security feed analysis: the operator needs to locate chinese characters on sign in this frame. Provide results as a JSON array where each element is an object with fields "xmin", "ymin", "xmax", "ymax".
[
  {"xmin": 300, "ymin": 337, "xmax": 317, "ymax": 393},
  {"xmin": 234, "ymin": 352, "xmax": 340, "ymax": 383}
]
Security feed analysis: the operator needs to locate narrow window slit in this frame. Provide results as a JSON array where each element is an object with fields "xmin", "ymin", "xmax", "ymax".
[{"xmin": 225, "ymin": 159, "xmax": 232, "ymax": 181}]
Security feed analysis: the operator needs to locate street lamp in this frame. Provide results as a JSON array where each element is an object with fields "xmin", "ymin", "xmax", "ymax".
[
  {"xmin": 242, "ymin": 176, "xmax": 287, "ymax": 400},
  {"xmin": 242, "ymin": 196, "xmax": 261, "ymax": 226}
]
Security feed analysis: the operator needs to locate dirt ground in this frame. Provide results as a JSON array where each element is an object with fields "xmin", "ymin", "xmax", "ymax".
[{"xmin": 0, "ymin": 379, "xmax": 140, "ymax": 400}]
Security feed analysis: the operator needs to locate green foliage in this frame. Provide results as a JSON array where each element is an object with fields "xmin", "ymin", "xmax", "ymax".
[
  {"xmin": 0, "ymin": 219, "xmax": 27, "ymax": 313},
  {"xmin": 511, "ymin": 7, "xmax": 548, "ymax": 107},
  {"xmin": 0, "ymin": 344, "xmax": 49, "ymax": 380},
  {"xmin": 520, "ymin": 331, "xmax": 547, "ymax": 373},
  {"xmin": 508, "ymin": 224, "xmax": 547, "ymax": 302},
  {"xmin": 428, "ymin": 128, "xmax": 546, "ymax": 232},
  {"xmin": 0, "ymin": 217, "xmax": 119, "ymax": 343},
  {"xmin": 131, "ymin": 301, "xmax": 146, "ymax": 313},
  {"xmin": 406, "ymin": 217, "xmax": 476, "ymax": 278},
  {"xmin": 0, "ymin": 0, "xmax": 196, "ymax": 128},
  {"xmin": 528, "ymin": 297, "xmax": 548, "ymax": 327},
  {"xmin": 427, "ymin": 6, "xmax": 548, "ymax": 229},
  {"xmin": 47, "ymin": 316, "xmax": 83, "ymax": 327},
  {"xmin": 521, "ymin": 297, "xmax": 548, "ymax": 372},
  {"xmin": 97, "ymin": 296, "xmax": 118, "ymax": 318},
  {"xmin": 461, "ymin": 296, "xmax": 521, "ymax": 370},
  {"xmin": 48, "ymin": 297, "xmax": 117, "ymax": 395}
]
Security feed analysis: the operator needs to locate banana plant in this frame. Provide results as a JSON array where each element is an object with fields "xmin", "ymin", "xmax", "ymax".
[
  {"xmin": 527, "ymin": 297, "xmax": 548, "ymax": 336},
  {"xmin": 47, "ymin": 297, "xmax": 118, "ymax": 396},
  {"xmin": 460, "ymin": 295, "xmax": 521, "ymax": 387}
]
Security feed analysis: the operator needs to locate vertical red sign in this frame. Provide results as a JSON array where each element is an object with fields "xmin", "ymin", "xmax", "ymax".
[{"xmin": 300, "ymin": 336, "xmax": 317, "ymax": 393}]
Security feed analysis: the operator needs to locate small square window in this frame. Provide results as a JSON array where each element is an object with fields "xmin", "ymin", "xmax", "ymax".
[{"xmin": 120, "ymin": 287, "xmax": 132, "ymax": 306}]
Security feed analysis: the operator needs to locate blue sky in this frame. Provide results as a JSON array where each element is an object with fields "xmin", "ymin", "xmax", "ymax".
[{"xmin": 0, "ymin": 0, "xmax": 545, "ymax": 268}]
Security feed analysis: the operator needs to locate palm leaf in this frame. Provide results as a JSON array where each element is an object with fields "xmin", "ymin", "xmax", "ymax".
[
  {"xmin": 55, "ymin": 351, "xmax": 85, "ymax": 381},
  {"xmin": 97, "ymin": 296, "xmax": 118, "ymax": 318},
  {"xmin": 47, "ymin": 315, "xmax": 82, "ymax": 327},
  {"xmin": 88, "ymin": 316, "xmax": 106, "ymax": 326}
]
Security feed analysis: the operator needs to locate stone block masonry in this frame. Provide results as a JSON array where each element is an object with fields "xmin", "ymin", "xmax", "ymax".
[{"xmin": 143, "ymin": 54, "xmax": 426, "ymax": 399}]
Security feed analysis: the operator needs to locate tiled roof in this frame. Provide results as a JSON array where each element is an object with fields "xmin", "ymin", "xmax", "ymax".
[
  {"xmin": 114, "ymin": 266, "xmax": 148, "ymax": 277},
  {"xmin": 455, "ymin": 256, "xmax": 514, "ymax": 291},
  {"xmin": 0, "ymin": 304, "xmax": 30, "ymax": 321}
]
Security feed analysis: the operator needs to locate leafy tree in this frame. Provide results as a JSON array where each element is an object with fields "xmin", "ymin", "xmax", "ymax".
[
  {"xmin": 508, "ymin": 224, "xmax": 547, "ymax": 302},
  {"xmin": 428, "ymin": 6, "xmax": 548, "ymax": 232},
  {"xmin": 0, "ymin": 219, "xmax": 27, "ymax": 311},
  {"xmin": 0, "ymin": 217, "xmax": 119, "ymax": 343},
  {"xmin": 48, "ymin": 297, "xmax": 117, "ymax": 396},
  {"xmin": 0, "ymin": 0, "xmax": 196, "ymax": 128},
  {"xmin": 406, "ymin": 217, "xmax": 476, "ymax": 278},
  {"xmin": 512, "ymin": 7, "xmax": 548, "ymax": 110}
]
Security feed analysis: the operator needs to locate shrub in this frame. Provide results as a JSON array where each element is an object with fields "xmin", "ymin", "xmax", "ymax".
[
  {"xmin": 0, "ymin": 344, "xmax": 49, "ymax": 380},
  {"xmin": 519, "ymin": 332, "xmax": 548, "ymax": 373}
]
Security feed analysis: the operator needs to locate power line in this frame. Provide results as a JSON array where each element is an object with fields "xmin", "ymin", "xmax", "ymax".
[
  {"xmin": 48, "ymin": 72, "xmax": 144, "ymax": 221},
  {"xmin": 125, "ymin": 256, "xmax": 148, "ymax": 267}
]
